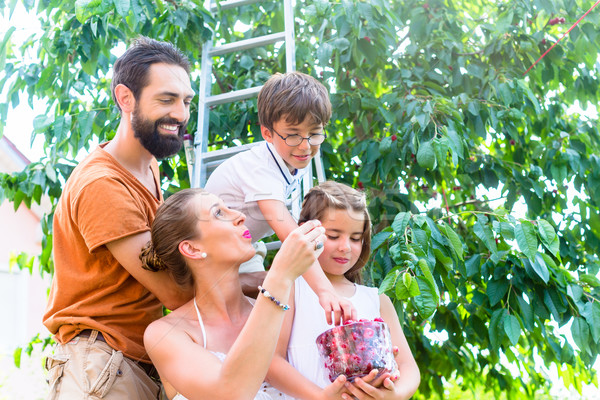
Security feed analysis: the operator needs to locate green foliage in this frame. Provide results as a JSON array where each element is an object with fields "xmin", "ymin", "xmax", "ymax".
[{"xmin": 2, "ymin": 0, "xmax": 600, "ymax": 398}]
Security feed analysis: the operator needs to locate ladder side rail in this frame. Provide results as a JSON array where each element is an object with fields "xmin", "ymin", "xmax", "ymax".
[
  {"xmin": 193, "ymin": 37, "xmax": 216, "ymax": 188},
  {"xmin": 313, "ymin": 149, "xmax": 326, "ymax": 184},
  {"xmin": 283, "ymin": 0, "xmax": 296, "ymax": 72}
]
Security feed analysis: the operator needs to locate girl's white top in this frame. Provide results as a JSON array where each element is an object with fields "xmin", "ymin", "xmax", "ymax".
[{"xmin": 284, "ymin": 276, "xmax": 380, "ymax": 399}]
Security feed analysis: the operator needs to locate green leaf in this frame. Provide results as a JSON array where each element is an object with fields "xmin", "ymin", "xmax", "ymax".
[
  {"xmin": 571, "ymin": 317, "xmax": 590, "ymax": 354},
  {"xmin": 417, "ymin": 258, "xmax": 434, "ymax": 285},
  {"xmin": 567, "ymin": 284, "xmax": 583, "ymax": 302},
  {"xmin": 473, "ymin": 217, "xmax": 497, "ymax": 254},
  {"xmin": 517, "ymin": 295, "xmax": 534, "ymax": 331},
  {"xmin": 0, "ymin": 26, "xmax": 16, "ymax": 71},
  {"xmin": 487, "ymin": 279, "xmax": 509, "ymax": 306},
  {"xmin": 489, "ymin": 309, "xmax": 505, "ymax": 353},
  {"xmin": 396, "ymin": 272, "xmax": 420, "ymax": 300},
  {"xmin": 580, "ymin": 274, "xmax": 600, "ymax": 287},
  {"xmin": 33, "ymin": 115, "xmax": 53, "ymax": 133},
  {"xmin": 75, "ymin": 0, "xmax": 111, "ymax": 23},
  {"xmin": 45, "ymin": 163, "xmax": 57, "ymax": 183},
  {"xmin": 514, "ymin": 221, "xmax": 537, "ymax": 262},
  {"xmin": 441, "ymin": 222, "xmax": 463, "ymax": 260},
  {"xmin": 537, "ymin": 220, "xmax": 560, "ymax": 257},
  {"xmin": 531, "ymin": 252, "xmax": 550, "ymax": 283},
  {"xmin": 465, "ymin": 254, "xmax": 481, "ymax": 277},
  {"xmin": 413, "ymin": 276, "xmax": 438, "ymax": 319},
  {"xmin": 503, "ymin": 313, "xmax": 521, "ymax": 345},
  {"xmin": 499, "ymin": 222, "xmax": 514, "ymax": 240},
  {"xmin": 113, "ymin": 0, "xmax": 130, "ymax": 17},
  {"xmin": 391, "ymin": 212, "xmax": 411, "ymax": 237},
  {"xmin": 240, "ymin": 54, "xmax": 254, "ymax": 70},
  {"xmin": 379, "ymin": 136, "xmax": 392, "ymax": 154},
  {"xmin": 416, "ymin": 140, "xmax": 436, "ymax": 170},
  {"xmin": 371, "ymin": 231, "xmax": 392, "ymax": 251},
  {"xmin": 78, "ymin": 110, "xmax": 96, "ymax": 141},
  {"xmin": 379, "ymin": 269, "xmax": 398, "ymax": 295},
  {"xmin": 581, "ymin": 302, "xmax": 600, "ymax": 343},
  {"xmin": 13, "ymin": 347, "xmax": 22, "ymax": 368}
]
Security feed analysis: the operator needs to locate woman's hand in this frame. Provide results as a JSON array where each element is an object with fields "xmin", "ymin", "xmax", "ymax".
[{"xmin": 270, "ymin": 220, "xmax": 326, "ymax": 280}]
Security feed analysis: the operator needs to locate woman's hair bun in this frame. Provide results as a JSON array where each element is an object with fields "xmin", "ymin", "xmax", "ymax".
[{"xmin": 140, "ymin": 241, "xmax": 167, "ymax": 272}]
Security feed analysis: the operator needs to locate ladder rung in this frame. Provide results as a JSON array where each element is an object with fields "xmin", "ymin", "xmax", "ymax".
[
  {"xmin": 200, "ymin": 142, "xmax": 261, "ymax": 161},
  {"xmin": 210, "ymin": 0, "xmax": 261, "ymax": 12},
  {"xmin": 204, "ymin": 86, "xmax": 262, "ymax": 106},
  {"xmin": 209, "ymin": 32, "xmax": 286, "ymax": 57}
]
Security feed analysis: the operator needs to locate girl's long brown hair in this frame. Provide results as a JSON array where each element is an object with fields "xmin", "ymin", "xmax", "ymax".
[{"xmin": 299, "ymin": 181, "xmax": 371, "ymax": 283}]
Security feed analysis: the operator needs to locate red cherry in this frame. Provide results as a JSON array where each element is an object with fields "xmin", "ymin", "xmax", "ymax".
[
  {"xmin": 364, "ymin": 36, "xmax": 371, "ymax": 43},
  {"xmin": 548, "ymin": 17, "xmax": 559, "ymax": 25},
  {"xmin": 391, "ymin": 134, "xmax": 397, "ymax": 141},
  {"xmin": 448, "ymin": 65, "xmax": 453, "ymax": 71},
  {"xmin": 510, "ymin": 139, "xmax": 516, "ymax": 145},
  {"xmin": 357, "ymin": 182, "xmax": 364, "ymax": 189}
]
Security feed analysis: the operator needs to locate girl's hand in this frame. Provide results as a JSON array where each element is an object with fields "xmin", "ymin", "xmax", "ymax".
[
  {"xmin": 270, "ymin": 220, "xmax": 326, "ymax": 280},
  {"xmin": 341, "ymin": 370, "xmax": 407, "ymax": 400},
  {"xmin": 319, "ymin": 375, "xmax": 350, "ymax": 400}
]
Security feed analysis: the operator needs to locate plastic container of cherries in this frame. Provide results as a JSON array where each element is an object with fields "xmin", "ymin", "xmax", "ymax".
[{"xmin": 315, "ymin": 318, "xmax": 397, "ymax": 382}]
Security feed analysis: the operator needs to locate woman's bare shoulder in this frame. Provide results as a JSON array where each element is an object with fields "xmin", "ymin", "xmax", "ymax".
[{"xmin": 145, "ymin": 303, "xmax": 197, "ymax": 347}]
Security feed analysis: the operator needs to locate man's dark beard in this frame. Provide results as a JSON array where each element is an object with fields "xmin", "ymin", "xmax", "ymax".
[{"xmin": 132, "ymin": 108, "xmax": 187, "ymax": 159}]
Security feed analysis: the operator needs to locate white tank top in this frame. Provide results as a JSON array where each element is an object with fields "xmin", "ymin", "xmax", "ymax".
[
  {"xmin": 172, "ymin": 299, "xmax": 282, "ymax": 400},
  {"xmin": 284, "ymin": 276, "xmax": 381, "ymax": 398}
]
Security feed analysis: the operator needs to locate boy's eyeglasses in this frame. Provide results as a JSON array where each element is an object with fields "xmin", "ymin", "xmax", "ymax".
[{"xmin": 271, "ymin": 128, "xmax": 327, "ymax": 147}]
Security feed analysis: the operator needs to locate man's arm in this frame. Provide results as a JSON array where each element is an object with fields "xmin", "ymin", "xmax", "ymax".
[{"xmin": 106, "ymin": 231, "xmax": 193, "ymax": 310}]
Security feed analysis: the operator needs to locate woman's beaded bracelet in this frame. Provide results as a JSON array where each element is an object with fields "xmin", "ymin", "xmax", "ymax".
[{"xmin": 258, "ymin": 286, "xmax": 290, "ymax": 311}]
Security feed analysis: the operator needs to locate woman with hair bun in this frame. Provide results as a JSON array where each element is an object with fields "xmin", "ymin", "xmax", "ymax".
[{"xmin": 141, "ymin": 188, "xmax": 328, "ymax": 400}]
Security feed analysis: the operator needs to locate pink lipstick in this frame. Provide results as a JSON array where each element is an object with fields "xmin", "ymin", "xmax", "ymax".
[{"xmin": 242, "ymin": 230, "xmax": 252, "ymax": 239}]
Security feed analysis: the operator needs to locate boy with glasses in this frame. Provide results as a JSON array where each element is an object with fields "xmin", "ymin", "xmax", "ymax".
[{"xmin": 205, "ymin": 71, "xmax": 355, "ymax": 325}]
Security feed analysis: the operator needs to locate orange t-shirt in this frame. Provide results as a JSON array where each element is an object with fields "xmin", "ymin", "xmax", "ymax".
[{"xmin": 43, "ymin": 144, "xmax": 163, "ymax": 363}]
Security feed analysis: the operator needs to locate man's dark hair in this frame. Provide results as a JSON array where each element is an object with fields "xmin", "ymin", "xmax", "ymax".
[{"xmin": 111, "ymin": 37, "xmax": 191, "ymax": 111}]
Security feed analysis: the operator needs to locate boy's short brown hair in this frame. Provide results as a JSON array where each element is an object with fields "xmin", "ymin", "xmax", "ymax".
[{"xmin": 257, "ymin": 71, "xmax": 332, "ymax": 130}]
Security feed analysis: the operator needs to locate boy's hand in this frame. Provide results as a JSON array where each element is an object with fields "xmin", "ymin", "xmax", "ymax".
[{"xmin": 318, "ymin": 290, "xmax": 357, "ymax": 325}]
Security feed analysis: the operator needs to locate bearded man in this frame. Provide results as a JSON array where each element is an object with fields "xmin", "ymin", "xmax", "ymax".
[{"xmin": 43, "ymin": 37, "xmax": 194, "ymax": 399}]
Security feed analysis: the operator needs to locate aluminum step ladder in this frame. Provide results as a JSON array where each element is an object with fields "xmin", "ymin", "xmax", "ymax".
[{"xmin": 186, "ymin": 0, "xmax": 326, "ymax": 225}]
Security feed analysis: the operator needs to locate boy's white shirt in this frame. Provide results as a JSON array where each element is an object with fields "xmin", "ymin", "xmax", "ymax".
[{"xmin": 204, "ymin": 141, "xmax": 309, "ymax": 242}]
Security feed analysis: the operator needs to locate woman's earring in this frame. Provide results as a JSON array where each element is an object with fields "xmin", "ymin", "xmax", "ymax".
[{"xmin": 200, "ymin": 252, "xmax": 207, "ymax": 259}]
